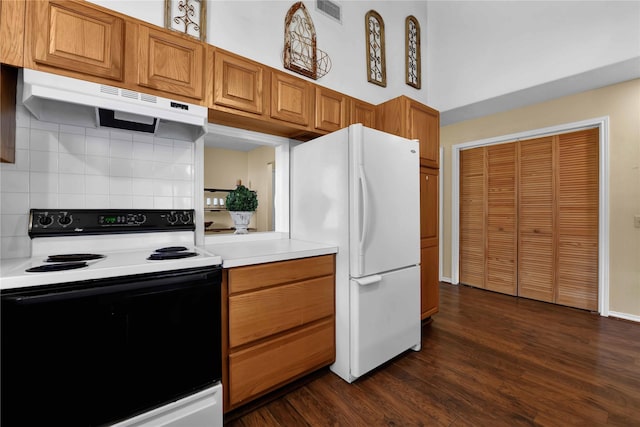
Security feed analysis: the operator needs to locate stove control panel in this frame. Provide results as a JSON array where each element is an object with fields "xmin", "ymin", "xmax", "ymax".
[{"xmin": 29, "ymin": 209, "xmax": 195, "ymax": 237}]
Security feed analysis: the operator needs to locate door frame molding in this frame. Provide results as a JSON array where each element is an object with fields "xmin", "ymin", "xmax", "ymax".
[{"xmin": 451, "ymin": 116, "xmax": 610, "ymax": 315}]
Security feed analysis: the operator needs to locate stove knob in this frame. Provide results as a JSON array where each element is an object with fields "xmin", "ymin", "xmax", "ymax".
[
  {"xmin": 135, "ymin": 214, "xmax": 146, "ymax": 224},
  {"xmin": 179, "ymin": 212, "xmax": 191, "ymax": 224},
  {"xmin": 167, "ymin": 212, "xmax": 178, "ymax": 224},
  {"xmin": 58, "ymin": 214, "xmax": 73, "ymax": 227},
  {"xmin": 38, "ymin": 215, "xmax": 53, "ymax": 227}
]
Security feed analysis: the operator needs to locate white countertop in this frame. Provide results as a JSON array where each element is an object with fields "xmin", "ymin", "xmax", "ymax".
[{"xmin": 204, "ymin": 237, "xmax": 337, "ymax": 268}]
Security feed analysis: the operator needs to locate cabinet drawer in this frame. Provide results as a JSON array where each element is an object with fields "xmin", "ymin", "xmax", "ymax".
[
  {"xmin": 228, "ymin": 318, "xmax": 334, "ymax": 406},
  {"xmin": 228, "ymin": 255, "xmax": 334, "ymax": 294},
  {"xmin": 229, "ymin": 276, "xmax": 334, "ymax": 347}
]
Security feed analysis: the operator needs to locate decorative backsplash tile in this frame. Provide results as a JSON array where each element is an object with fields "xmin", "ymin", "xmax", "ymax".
[{"xmin": 0, "ymin": 103, "xmax": 197, "ymax": 259}]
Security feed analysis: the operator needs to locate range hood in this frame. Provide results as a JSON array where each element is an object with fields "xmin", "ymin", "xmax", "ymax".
[{"xmin": 21, "ymin": 69, "xmax": 207, "ymax": 141}]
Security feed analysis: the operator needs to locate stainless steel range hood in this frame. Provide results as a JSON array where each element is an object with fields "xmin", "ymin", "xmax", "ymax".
[{"xmin": 21, "ymin": 69, "xmax": 207, "ymax": 141}]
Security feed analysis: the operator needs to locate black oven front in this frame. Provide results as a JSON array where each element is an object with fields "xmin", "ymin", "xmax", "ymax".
[{"xmin": 1, "ymin": 266, "xmax": 221, "ymax": 427}]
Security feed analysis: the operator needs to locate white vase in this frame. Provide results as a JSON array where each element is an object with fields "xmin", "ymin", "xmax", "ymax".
[{"xmin": 229, "ymin": 211, "xmax": 253, "ymax": 234}]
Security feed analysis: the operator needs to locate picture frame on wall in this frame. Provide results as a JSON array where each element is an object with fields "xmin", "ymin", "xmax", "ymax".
[
  {"xmin": 365, "ymin": 10, "xmax": 386, "ymax": 87},
  {"xmin": 165, "ymin": 0, "xmax": 207, "ymax": 42},
  {"xmin": 405, "ymin": 15, "xmax": 421, "ymax": 89}
]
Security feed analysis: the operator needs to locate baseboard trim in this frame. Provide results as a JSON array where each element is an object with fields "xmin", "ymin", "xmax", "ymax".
[{"xmin": 608, "ymin": 311, "xmax": 640, "ymax": 323}]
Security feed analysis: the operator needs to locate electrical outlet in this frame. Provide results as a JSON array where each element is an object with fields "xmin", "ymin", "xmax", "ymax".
[{"xmin": 635, "ymin": 215, "xmax": 640, "ymax": 228}]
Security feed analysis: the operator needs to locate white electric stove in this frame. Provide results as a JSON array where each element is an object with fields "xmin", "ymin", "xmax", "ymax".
[{"xmin": 0, "ymin": 209, "xmax": 223, "ymax": 427}]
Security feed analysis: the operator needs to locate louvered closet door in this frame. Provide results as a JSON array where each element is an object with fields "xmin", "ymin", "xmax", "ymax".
[
  {"xmin": 556, "ymin": 128, "xmax": 599, "ymax": 310},
  {"xmin": 459, "ymin": 148, "xmax": 486, "ymax": 288},
  {"xmin": 518, "ymin": 137, "xmax": 555, "ymax": 302},
  {"xmin": 486, "ymin": 144, "xmax": 518, "ymax": 295}
]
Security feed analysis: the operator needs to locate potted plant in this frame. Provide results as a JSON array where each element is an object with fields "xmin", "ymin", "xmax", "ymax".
[{"xmin": 225, "ymin": 184, "xmax": 258, "ymax": 234}]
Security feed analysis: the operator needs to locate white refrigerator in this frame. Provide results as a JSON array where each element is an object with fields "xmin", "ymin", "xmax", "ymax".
[{"xmin": 290, "ymin": 124, "xmax": 421, "ymax": 383}]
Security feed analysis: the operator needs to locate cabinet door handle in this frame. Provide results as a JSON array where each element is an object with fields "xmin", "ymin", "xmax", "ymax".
[{"xmin": 425, "ymin": 176, "xmax": 429, "ymax": 181}]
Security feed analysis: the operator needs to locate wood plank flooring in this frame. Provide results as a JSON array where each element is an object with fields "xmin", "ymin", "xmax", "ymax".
[{"xmin": 225, "ymin": 283, "xmax": 640, "ymax": 426}]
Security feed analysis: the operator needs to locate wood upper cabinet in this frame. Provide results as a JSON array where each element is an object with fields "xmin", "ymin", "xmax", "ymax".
[
  {"xmin": 136, "ymin": 25, "xmax": 205, "ymax": 101},
  {"xmin": 224, "ymin": 255, "xmax": 335, "ymax": 411},
  {"xmin": 0, "ymin": 0, "xmax": 26, "ymax": 66},
  {"xmin": 314, "ymin": 86, "xmax": 347, "ymax": 132},
  {"xmin": 270, "ymin": 70, "xmax": 312, "ymax": 127},
  {"xmin": 377, "ymin": 95, "xmax": 440, "ymax": 168},
  {"xmin": 349, "ymin": 98, "xmax": 377, "ymax": 129},
  {"xmin": 26, "ymin": 0, "xmax": 124, "ymax": 81},
  {"xmin": 211, "ymin": 50, "xmax": 266, "ymax": 116}
]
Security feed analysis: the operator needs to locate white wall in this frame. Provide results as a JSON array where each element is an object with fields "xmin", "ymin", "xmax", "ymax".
[
  {"xmin": 89, "ymin": 0, "xmax": 429, "ymax": 106},
  {"xmin": 92, "ymin": 1, "xmax": 640, "ymax": 115},
  {"xmin": 426, "ymin": 1, "xmax": 640, "ymax": 112}
]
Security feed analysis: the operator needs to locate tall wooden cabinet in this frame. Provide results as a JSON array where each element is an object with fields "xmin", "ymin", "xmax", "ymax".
[{"xmin": 377, "ymin": 96, "xmax": 440, "ymax": 320}]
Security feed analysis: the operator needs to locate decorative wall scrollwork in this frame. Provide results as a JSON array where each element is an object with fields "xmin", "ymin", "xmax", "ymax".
[
  {"xmin": 365, "ymin": 10, "xmax": 386, "ymax": 87},
  {"xmin": 284, "ymin": 2, "xmax": 331, "ymax": 80}
]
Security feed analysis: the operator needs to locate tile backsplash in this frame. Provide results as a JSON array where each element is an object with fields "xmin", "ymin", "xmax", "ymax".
[{"xmin": 0, "ymin": 104, "xmax": 196, "ymax": 259}]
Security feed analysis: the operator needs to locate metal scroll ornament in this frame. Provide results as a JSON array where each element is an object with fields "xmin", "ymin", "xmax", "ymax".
[
  {"xmin": 366, "ymin": 10, "xmax": 386, "ymax": 87},
  {"xmin": 284, "ymin": 2, "xmax": 331, "ymax": 80},
  {"xmin": 165, "ymin": 0, "xmax": 206, "ymax": 41},
  {"xmin": 406, "ymin": 16, "xmax": 421, "ymax": 89}
]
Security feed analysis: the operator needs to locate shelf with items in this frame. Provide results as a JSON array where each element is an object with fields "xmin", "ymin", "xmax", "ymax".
[{"xmin": 204, "ymin": 188, "xmax": 232, "ymax": 210}]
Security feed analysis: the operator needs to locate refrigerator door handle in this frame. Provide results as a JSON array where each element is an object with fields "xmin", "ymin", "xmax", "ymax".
[
  {"xmin": 353, "ymin": 274, "xmax": 382, "ymax": 286},
  {"xmin": 359, "ymin": 164, "xmax": 370, "ymax": 253}
]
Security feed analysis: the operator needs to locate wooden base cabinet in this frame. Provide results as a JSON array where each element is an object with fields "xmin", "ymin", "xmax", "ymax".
[{"xmin": 224, "ymin": 255, "xmax": 336, "ymax": 411}]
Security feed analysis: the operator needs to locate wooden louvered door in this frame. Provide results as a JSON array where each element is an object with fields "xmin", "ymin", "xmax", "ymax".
[
  {"xmin": 459, "ymin": 148, "xmax": 486, "ymax": 288},
  {"xmin": 556, "ymin": 129, "xmax": 599, "ymax": 310},
  {"xmin": 459, "ymin": 129, "xmax": 599, "ymax": 310},
  {"xmin": 518, "ymin": 137, "xmax": 555, "ymax": 302},
  {"xmin": 485, "ymin": 144, "xmax": 518, "ymax": 295}
]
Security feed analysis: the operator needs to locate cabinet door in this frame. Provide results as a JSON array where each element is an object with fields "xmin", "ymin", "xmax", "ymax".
[
  {"xmin": 314, "ymin": 86, "xmax": 347, "ymax": 132},
  {"xmin": 213, "ymin": 51, "xmax": 265, "ymax": 115},
  {"xmin": 408, "ymin": 101, "xmax": 439, "ymax": 168},
  {"xmin": 420, "ymin": 167, "xmax": 439, "ymax": 318},
  {"xmin": 349, "ymin": 99, "xmax": 376, "ymax": 128},
  {"xmin": 270, "ymin": 70, "xmax": 312, "ymax": 126},
  {"xmin": 421, "ymin": 244, "xmax": 439, "ymax": 318},
  {"xmin": 420, "ymin": 167, "xmax": 439, "ymax": 245},
  {"xmin": 0, "ymin": 0, "xmax": 26, "ymax": 66},
  {"xmin": 29, "ymin": 0, "xmax": 124, "ymax": 80},
  {"xmin": 137, "ymin": 25, "xmax": 204, "ymax": 100}
]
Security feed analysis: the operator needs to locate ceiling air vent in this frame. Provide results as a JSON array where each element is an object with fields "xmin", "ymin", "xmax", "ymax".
[{"xmin": 316, "ymin": 0, "xmax": 341, "ymax": 24}]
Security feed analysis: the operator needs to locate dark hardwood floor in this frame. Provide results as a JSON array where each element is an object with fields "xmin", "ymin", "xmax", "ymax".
[{"xmin": 225, "ymin": 283, "xmax": 640, "ymax": 426}]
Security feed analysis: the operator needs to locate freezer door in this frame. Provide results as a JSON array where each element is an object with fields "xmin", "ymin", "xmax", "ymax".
[
  {"xmin": 349, "ymin": 125, "xmax": 420, "ymax": 277},
  {"xmin": 349, "ymin": 265, "xmax": 421, "ymax": 380}
]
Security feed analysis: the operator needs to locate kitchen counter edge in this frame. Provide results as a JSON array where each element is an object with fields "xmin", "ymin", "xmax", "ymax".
[{"xmin": 204, "ymin": 238, "xmax": 337, "ymax": 269}]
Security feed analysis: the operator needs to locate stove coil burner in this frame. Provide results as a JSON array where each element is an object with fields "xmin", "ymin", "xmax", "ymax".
[
  {"xmin": 147, "ymin": 246, "xmax": 198, "ymax": 261},
  {"xmin": 26, "ymin": 262, "xmax": 89, "ymax": 273},
  {"xmin": 45, "ymin": 254, "xmax": 105, "ymax": 263}
]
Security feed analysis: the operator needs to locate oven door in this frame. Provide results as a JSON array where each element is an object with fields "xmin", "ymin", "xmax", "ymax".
[{"xmin": 1, "ymin": 266, "xmax": 221, "ymax": 427}]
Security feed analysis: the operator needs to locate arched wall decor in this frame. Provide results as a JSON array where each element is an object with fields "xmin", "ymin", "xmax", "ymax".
[
  {"xmin": 405, "ymin": 15, "xmax": 421, "ymax": 89},
  {"xmin": 165, "ymin": 0, "xmax": 206, "ymax": 41},
  {"xmin": 283, "ymin": 2, "xmax": 331, "ymax": 80},
  {"xmin": 365, "ymin": 10, "xmax": 386, "ymax": 87}
]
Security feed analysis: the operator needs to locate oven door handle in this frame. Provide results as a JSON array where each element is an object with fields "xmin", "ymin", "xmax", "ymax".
[{"xmin": 3, "ymin": 267, "xmax": 220, "ymax": 305}]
